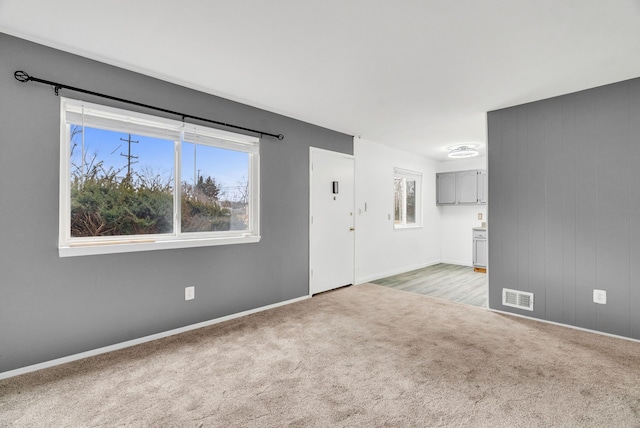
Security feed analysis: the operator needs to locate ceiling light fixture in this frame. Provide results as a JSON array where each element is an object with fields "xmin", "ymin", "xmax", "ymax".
[{"xmin": 448, "ymin": 145, "xmax": 479, "ymax": 158}]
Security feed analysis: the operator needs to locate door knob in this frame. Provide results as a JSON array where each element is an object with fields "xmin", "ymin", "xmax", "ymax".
[{"xmin": 349, "ymin": 227, "xmax": 355, "ymax": 231}]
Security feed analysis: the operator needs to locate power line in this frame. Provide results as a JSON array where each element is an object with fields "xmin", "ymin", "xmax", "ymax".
[{"xmin": 120, "ymin": 134, "xmax": 139, "ymax": 178}]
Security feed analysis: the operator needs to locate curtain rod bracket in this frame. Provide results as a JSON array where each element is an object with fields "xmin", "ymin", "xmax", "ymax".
[{"xmin": 13, "ymin": 70, "xmax": 284, "ymax": 140}]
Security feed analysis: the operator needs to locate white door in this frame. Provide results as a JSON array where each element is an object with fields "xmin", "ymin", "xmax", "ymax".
[{"xmin": 309, "ymin": 147, "xmax": 355, "ymax": 295}]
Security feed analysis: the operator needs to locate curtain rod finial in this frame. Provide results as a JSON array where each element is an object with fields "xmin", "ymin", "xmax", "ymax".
[
  {"xmin": 278, "ymin": 134, "xmax": 284, "ymax": 140},
  {"xmin": 14, "ymin": 70, "xmax": 31, "ymax": 82}
]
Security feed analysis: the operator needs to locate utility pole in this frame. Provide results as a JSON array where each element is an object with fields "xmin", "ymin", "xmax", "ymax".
[{"xmin": 120, "ymin": 134, "xmax": 139, "ymax": 179}]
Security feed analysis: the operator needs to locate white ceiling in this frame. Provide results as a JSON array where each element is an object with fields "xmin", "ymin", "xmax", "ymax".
[{"xmin": 2, "ymin": 1, "xmax": 640, "ymax": 160}]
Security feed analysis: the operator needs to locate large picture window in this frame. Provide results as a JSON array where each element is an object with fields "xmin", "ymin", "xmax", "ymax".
[
  {"xmin": 59, "ymin": 98, "xmax": 260, "ymax": 256},
  {"xmin": 394, "ymin": 168, "xmax": 422, "ymax": 228}
]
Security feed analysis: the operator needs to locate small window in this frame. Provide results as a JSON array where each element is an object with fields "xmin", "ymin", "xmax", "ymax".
[
  {"xmin": 394, "ymin": 168, "xmax": 422, "ymax": 228},
  {"xmin": 59, "ymin": 98, "xmax": 260, "ymax": 256}
]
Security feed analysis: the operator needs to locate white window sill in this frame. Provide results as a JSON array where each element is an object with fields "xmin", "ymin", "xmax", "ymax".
[
  {"xmin": 59, "ymin": 234, "xmax": 261, "ymax": 257},
  {"xmin": 393, "ymin": 224, "xmax": 423, "ymax": 230}
]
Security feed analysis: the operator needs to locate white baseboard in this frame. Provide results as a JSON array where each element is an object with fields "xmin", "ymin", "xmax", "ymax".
[
  {"xmin": 0, "ymin": 294, "xmax": 311, "ymax": 381},
  {"xmin": 356, "ymin": 259, "xmax": 441, "ymax": 284},
  {"xmin": 440, "ymin": 259, "xmax": 473, "ymax": 267},
  {"xmin": 489, "ymin": 308, "xmax": 640, "ymax": 345}
]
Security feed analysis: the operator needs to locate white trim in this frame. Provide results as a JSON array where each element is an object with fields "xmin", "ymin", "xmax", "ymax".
[
  {"xmin": 440, "ymin": 259, "xmax": 473, "ymax": 267},
  {"xmin": 393, "ymin": 167, "xmax": 423, "ymax": 229},
  {"xmin": 356, "ymin": 259, "xmax": 440, "ymax": 284},
  {"xmin": 393, "ymin": 224, "xmax": 423, "ymax": 230},
  {"xmin": 309, "ymin": 147, "xmax": 356, "ymax": 295},
  {"xmin": 393, "ymin": 167, "xmax": 423, "ymax": 179},
  {"xmin": 489, "ymin": 308, "xmax": 640, "ymax": 345},
  {"xmin": 309, "ymin": 146, "xmax": 355, "ymax": 160},
  {"xmin": 59, "ymin": 97, "xmax": 260, "ymax": 256},
  {"xmin": 0, "ymin": 294, "xmax": 311, "ymax": 381},
  {"xmin": 59, "ymin": 234, "xmax": 261, "ymax": 257}
]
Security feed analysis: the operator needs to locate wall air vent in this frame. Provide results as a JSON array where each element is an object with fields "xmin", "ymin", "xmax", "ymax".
[{"xmin": 502, "ymin": 288, "xmax": 534, "ymax": 311}]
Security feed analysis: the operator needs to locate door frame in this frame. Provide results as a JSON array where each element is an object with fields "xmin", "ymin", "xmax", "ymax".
[{"xmin": 309, "ymin": 147, "xmax": 356, "ymax": 295}]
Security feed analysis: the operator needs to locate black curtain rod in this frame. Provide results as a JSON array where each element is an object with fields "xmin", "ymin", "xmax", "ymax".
[{"xmin": 14, "ymin": 70, "xmax": 284, "ymax": 140}]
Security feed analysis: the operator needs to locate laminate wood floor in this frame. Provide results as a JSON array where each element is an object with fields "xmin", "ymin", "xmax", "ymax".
[{"xmin": 372, "ymin": 263, "xmax": 488, "ymax": 308}]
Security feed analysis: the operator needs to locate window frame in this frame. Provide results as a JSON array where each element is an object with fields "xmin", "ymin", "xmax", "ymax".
[
  {"xmin": 393, "ymin": 167, "xmax": 423, "ymax": 229},
  {"xmin": 59, "ymin": 97, "xmax": 260, "ymax": 257}
]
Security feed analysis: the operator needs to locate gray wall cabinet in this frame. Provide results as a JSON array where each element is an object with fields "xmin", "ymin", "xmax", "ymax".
[
  {"xmin": 436, "ymin": 170, "xmax": 487, "ymax": 206},
  {"xmin": 488, "ymin": 76, "xmax": 640, "ymax": 340},
  {"xmin": 436, "ymin": 172, "xmax": 457, "ymax": 204}
]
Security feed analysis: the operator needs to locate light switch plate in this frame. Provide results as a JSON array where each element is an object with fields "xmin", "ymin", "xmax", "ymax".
[{"xmin": 185, "ymin": 286, "xmax": 195, "ymax": 301}]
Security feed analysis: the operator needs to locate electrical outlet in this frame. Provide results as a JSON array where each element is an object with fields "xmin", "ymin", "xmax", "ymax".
[
  {"xmin": 478, "ymin": 213, "xmax": 483, "ymax": 220},
  {"xmin": 185, "ymin": 286, "xmax": 195, "ymax": 301},
  {"xmin": 593, "ymin": 289, "xmax": 606, "ymax": 305}
]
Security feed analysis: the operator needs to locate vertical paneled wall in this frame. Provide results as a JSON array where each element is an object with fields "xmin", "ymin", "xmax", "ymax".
[{"xmin": 488, "ymin": 77, "xmax": 640, "ymax": 339}]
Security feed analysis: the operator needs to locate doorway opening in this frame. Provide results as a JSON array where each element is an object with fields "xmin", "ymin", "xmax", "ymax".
[{"xmin": 372, "ymin": 263, "xmax": 487, "ymax": 308}]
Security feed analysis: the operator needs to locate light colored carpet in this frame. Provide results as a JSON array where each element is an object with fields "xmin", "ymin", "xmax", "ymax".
[{"xmin": 2, "ymin": 283, "xmax": 640, "ymax": 427}]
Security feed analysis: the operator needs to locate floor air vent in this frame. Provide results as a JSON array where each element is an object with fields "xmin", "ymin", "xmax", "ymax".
[{"xmin": 502, "ymin": 288, "xmax": 534, "ymax": 311}]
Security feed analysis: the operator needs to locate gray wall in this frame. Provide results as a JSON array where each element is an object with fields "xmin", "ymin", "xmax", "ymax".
[
  {"xmin": 0, "ymin": 33, "xmax": 352, "ymax": 373},
  {"xmin": 488, "ymin": 76, "xmax": 640, "ymax": 339}
]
